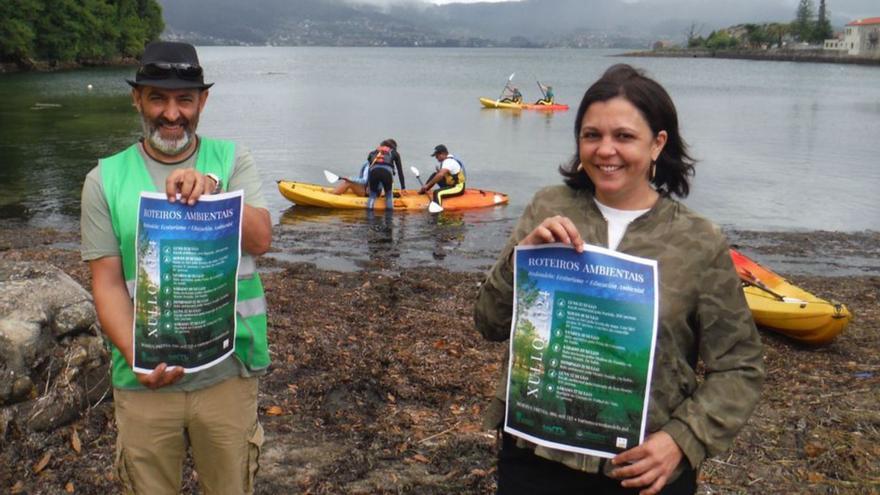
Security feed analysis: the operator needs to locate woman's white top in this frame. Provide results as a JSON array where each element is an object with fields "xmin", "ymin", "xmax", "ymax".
[{"xmin": 593, "ymin": 199, "xmax": 650, "ymax": 251}]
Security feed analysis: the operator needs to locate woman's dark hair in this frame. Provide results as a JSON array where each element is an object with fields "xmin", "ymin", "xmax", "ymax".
[
  {"xmin": 381, "ymin": 138, "xmax": 398, "ymax": 149},
  {"xmin": 560, "ymin": 64, "xmax": 695, "ymax": 198}
]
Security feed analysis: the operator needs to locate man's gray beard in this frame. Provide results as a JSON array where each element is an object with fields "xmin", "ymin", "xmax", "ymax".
[{"xmin": 142, "ymin": 118, "xmax": 193, "ymax": 156}]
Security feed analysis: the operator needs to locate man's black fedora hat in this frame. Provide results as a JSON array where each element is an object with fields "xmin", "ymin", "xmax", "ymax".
[{"xmin": 126, "ymin": 41, "xmax": 213, "ymax": 90}]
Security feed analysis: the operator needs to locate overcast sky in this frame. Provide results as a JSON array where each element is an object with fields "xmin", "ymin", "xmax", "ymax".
[
  {"xmin": 360, "ymin": 0, "xmax": 877, "ymax": 20},
  {"xmin": 428, "ymin": 0, "xmax": 513, "ymax": 3}
]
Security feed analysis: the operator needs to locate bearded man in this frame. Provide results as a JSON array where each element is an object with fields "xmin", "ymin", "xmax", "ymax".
[{"xmin": 80, "ymin": 42, "xmax": 272, "ymax": 494}]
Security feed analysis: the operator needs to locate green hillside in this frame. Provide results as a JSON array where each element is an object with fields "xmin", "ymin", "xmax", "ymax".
[{"xmin": 0, "ymin": 0, "xmax": 163, "ymax": 67}]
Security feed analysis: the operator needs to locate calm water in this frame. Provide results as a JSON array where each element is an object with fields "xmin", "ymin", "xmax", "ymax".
[{"xmin": 1, "ymin": 47, "xmax": 878, "ymax": 271}]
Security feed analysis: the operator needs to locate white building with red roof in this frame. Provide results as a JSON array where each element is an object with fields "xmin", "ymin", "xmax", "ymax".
[{"xmin": 840, "ymin": 17, "xmax": 880, "ymax": 56}]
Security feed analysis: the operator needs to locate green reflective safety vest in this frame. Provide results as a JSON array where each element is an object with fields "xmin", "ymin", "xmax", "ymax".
[{"xmin": 99, "ymin": 138, "xmax": 270, "ymax": 389}]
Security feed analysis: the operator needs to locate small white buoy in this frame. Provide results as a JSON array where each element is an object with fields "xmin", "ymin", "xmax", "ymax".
[{"xmin": 87, "ymin": 84, "xmax": 93, "ymax": 90}]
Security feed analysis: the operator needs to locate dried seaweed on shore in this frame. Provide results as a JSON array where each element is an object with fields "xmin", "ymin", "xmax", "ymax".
[{"xmin": 1, "ymin": 225, "xmax": 878, "ymax": 494}]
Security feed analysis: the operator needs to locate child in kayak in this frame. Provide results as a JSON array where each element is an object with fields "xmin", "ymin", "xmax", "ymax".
[{"xmin": 332, "ymin": 161, "xmax": 370, "ymax": 196}]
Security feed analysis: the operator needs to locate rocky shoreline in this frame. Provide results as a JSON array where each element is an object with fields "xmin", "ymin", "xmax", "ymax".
[{"xmin": 1, "ymin": 223, "xmax": 878, "ymax": 494}]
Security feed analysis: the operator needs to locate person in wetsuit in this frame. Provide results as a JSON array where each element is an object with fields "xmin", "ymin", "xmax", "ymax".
[{"xmin": 366, "ymin": 138, "xmax": 405, "ymax": 210}]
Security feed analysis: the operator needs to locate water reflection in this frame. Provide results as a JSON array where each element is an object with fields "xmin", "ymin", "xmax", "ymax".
[
  {"xmin": 427, "ymin": 211, "xmax": 466, "ymax": 261},
  {"xmin": 0, "ymin": 69, "xmax": 139, "ymax": 226},
  {"xmin": 365, "ymin": 209, "xmax": 399, "ymax": 272},
  {"xmin": 479, "ymin": 107, "xmax": 522, "ymax": 117},
  {"xmin": 278, "ymin": 206, "xmax": 367, "ymax": 226},
  {"xmin": 274, "ymin": 205, "xmax": 511, "ymax": 273}
]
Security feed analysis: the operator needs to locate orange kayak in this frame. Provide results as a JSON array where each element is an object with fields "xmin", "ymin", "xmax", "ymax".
[
  {"xmin": 277, "ymin": 180, "xmax": 509, "ymax": 211},
  {"xmin": 730, "ymin": 248, "xmax": 851, "ymax": 345},
  {"xmin": 521, "ymin": 102, "xmax": 569, "ymax": 111}
]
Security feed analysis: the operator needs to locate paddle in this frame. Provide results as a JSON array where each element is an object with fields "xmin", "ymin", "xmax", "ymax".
[
  {"xmin": 536, "ymin": 80, "xmax": 547, "ymax": 100},
  {"xmin": 738, "ymin": 268, "xmax": 805, "ymax": 303},
  {"xmin": 327, "ymin": 151, "xmax": 385, "ymax": 184},
  {"xmin": 409, "ymin": 166, "xmax": 444, "ymax": 213},
  {"xmin": 498, "ymin": 72, "xmax": 515, "ymax": 101},
  {"xmin": 323, "ymin": 170, "xmax": 343, "ymax": 183}
]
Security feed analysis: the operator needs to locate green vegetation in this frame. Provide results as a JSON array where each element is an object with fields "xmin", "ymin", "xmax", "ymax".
[
  {"xmin": 791, "ymin": 0, "xmax": 832, "ymax": 43},
  {"xmin": 792, "ymin": 0, "xmax": 816, "ymax": 42},
  {"xmin": 814, "ymin": 0, "xmax": 834, "ymax": 42},
  {"xmin": 687, "ymin": 23, "xmax": 790, "ymax": 51},
  {"xmin": 685, "ymin": 0, "xmax": 836, "ymax": 51},
  {"xmin": 705, "ymin": 30, "xmax": 740, "ymax": 50},
  {"xmin": 0, "ymin": 0, "xmax": 164, "ymax": 66}
]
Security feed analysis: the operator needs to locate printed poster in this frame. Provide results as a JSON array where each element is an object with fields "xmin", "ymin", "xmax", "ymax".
[
  {"xmin": 505, "ymin": 243, "xmax": 659, "ymax": 458},
  {"xmin": 132, "ymin": 191, "xmax": 243, "ymax": 373}
]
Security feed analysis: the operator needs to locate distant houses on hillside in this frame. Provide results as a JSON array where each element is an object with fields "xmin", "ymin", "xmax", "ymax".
[
  {"xmin": 648, "ymin": 14, "xmax": 879, "ymax": 64},
  {"xmin": 639, "ymin": 14, "xmax": 880, "ymax": 66},
  {"xmin": 824, "ymin": 17, "xmax": 880, "ymax": 56}
]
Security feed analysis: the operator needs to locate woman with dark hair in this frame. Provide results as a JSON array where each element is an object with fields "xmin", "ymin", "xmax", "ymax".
[
  {"xmin": 474, "ymin": 64, "xmax": 764, "ymax": 494},
  {"xmin": 366, "ymin": 138, "xmax": 405, "ymax": 210},
  {"xmin": 332, "ymin": 139, "xmax": 404, "ymax": 199}
]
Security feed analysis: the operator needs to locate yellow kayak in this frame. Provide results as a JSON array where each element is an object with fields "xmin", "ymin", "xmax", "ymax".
[
  {"xmin": 480, "ymin": 97, "xmax": 569, "ymax": 111},
  {"xmin": 277, "ymin": 180, "xmax": 509, "ymax": 211},
  {"xmin": 479, "ymin": 97, "xmax": 522, "ymax": 110},
  {"xmin": 730, "ymin": 249, "xmax": 852, "ymax": 345}
]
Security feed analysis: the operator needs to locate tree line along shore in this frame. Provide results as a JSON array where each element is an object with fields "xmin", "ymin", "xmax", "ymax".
[{"xmin": 0, "ymin": 0, "xmax": 163, "ymax": 72}]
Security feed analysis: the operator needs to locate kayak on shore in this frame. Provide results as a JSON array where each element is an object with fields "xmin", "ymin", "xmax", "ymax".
[
  {"xmin": 479, "ymin": 97, "xmax": 569, "ymax": 111},
  {"xmin": 277, "ymin": 180, "xmax": 509, "ymax": 211},
  {"xmin": 730, "ymin": 248, "xmax": 852, "ymax": 345}
]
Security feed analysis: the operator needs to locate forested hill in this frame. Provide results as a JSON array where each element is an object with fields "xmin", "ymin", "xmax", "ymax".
[
  {"xmin": 0, "ymin": 0, "xmax": 164, "ymax": 68},
  {"xmin": 157, "ymin": 0, "xmax": 660, "ymax": 48},
  {"xmin": 157, "ymin": 0, "xmax": 810, "ymax": 49},
  {"xmin": 160, "ymin": 0, "xmax": 415, "ymax": 46}
]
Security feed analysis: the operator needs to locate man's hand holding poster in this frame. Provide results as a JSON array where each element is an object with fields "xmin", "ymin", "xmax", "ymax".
[
  {"xmin": 132, "ymin": 191, "xmax": 243, "ymax": 373},
  {"xmin": 506, "ymin": 243, "xmax": 659, "ymax": 458}
]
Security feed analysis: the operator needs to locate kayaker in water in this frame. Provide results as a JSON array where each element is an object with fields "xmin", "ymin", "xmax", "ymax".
[
  {"xmin": 419, "ymin": 144, "xmax": 466, "ymax": 207},
  {"xmin": 366, "ymin": 138, "xmax": 405, "ymax": 210},
  {"xmin": 474, "ymin": 64, "xmax": 764, "ymax": 495},
  {"xmin": 536, "ymin": 82, "xmax": 555, "ymax": 105},
  {"xmin": 501, "ymin": 86, "xmax": 523, "ymax": 104}
]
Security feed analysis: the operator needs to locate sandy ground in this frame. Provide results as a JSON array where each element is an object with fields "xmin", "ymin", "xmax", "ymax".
[{"xmin": 1, "ymin": 223, "xmax": 877, "ymax": 494}]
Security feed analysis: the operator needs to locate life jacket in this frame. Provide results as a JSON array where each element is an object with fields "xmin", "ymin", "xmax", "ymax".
[
  {"xmin": 98, "ymin": 138, "xmax": 269, "ymax": 389},
  {"xmin": 440, "ymin": 156, "xmax": 466, "ymax": 187},
  {"xmin": 369, "ymin": 145, "xmax": 395, "ymax": 171}
]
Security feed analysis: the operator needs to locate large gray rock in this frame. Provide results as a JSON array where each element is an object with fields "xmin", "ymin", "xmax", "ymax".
[{"xmin": 0, "ymin": 261, "xmax": 110, "ymax": 432}]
